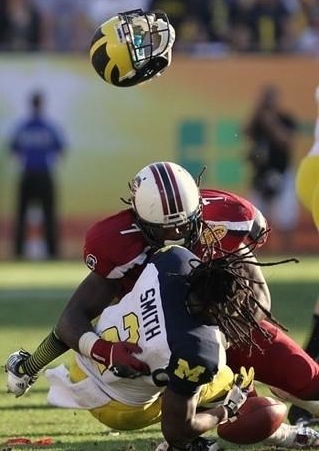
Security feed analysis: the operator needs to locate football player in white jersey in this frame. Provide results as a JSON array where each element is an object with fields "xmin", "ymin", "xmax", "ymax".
[{"xmin": 45, "ymin": 245, "xmax": 319, "ymax": 450}]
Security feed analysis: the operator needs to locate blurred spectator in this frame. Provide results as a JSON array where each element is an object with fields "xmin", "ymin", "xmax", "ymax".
[
  {"xmin": 243, "ymin": 85, "xmax": 299, "ymax": 252},
  {"xmin": 227, "ymin": 0, "xmax": 255, "ymax": 52},
  {"xmin": 296, "ymin": 5, "xmax": 319, "ymax": 55},
  {"xmin": 228, "ymin": 0, "xmax": 297, "ymax": 53},
  {"xmin": 85, "ymin": 0, "xmax": 151, "ymax": 29},
  {"xmin": 0, "ymin": 0, "xmax": 316, "ymax": 54},
  {"xmin": 150, "ymin": 0, "xmax": 230, "ymax": 55},
  {"xmin": 33, "ymin": 0, "xmax": 91, "ymax": 52},
  {"xmin": 150, "ymin": 0, "xmax": 303, "ymax": 55},
  {"xmin": 249, "ymin": 0, "xmax": 298, "ymax": 52},
  {"xmin": 189, "ymin": 0, "xmax": 229, "ymax": 44},
  {"xmin": 149, "ymin": 0, "xmax": 188, "ymax": 44},
  {"xmin": 8, "ymin": 91, "xmax": 67, "ymax": 259},
  {"xmin": 0, "ymin": 0, "xmax": 41, "ymax": 51}
]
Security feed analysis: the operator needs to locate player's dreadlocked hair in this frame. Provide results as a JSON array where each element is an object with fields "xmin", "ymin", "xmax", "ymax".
[{"xmin": 184, "ymin": 241, "xmax": 298, "ymax": 354}]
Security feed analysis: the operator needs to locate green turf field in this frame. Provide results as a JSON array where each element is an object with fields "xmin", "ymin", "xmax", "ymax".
[{"xmin": 0, "ymin": 257, "xmax": 318, "ymax": 450}]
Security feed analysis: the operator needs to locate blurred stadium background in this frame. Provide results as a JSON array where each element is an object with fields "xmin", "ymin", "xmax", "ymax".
[{"xmin": 0, "ymin": 0, "xmax": 318, "ymax": 260}]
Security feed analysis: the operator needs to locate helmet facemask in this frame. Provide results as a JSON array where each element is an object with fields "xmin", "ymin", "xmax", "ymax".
[
  {"xmin": 135, "ymin": 205, "xmax": 203, "ymax": 249},
  {"xmin": 117, "ymin": 9, "xmax": 175, "ymax": 85}
]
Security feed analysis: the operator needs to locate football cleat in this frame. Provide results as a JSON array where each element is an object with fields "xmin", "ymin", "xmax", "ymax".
[
  {"xmin": 5, "ymin": 350, "xmax": 38, "ymax": 397},
  {"xmin": 155, "ymin": 437, "xmax": 221, "ymax": 451},
  {"xmin": 293, "ymin": 426, "xmax": 319, "ymax": 447}
]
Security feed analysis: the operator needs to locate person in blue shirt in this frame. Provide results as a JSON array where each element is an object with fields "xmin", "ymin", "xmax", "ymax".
[{"xmin": 9, "ymin": 90, "xmax": 66, "ymax": 259}]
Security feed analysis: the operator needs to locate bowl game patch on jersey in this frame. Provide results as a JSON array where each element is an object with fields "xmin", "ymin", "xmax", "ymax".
[{"xmin": 200, "ymin": 224, "xmax": 228, "ymax": 245}]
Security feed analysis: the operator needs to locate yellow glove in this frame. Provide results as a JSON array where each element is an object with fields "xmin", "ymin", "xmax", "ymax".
[{"xmin": 234, "ymin": 366, "xmax": 255, "ymax": 390}]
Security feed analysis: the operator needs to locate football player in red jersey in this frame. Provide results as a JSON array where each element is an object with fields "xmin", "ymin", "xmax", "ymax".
[{"xmin": 5, "ymin": 161, "xmax": 319, "ymax": 424}]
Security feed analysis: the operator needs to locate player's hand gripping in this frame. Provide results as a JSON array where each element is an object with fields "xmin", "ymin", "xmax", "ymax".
[
  {"xmin": 222, "ymin": 366, "xmax": 254, "ymax": 421},
  {"xmin": 91, "ymin": 339, "xmax": 150, "ymax": 378}
]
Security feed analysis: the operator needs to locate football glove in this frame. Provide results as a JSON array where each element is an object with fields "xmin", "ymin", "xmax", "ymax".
[
  {"xmin": 235, "ymin": 366, "xmax": 255, "ymax": 390},
  {"xmin": 222, "ymin": 367, "xmax": 254, "ymax": 421},
  {"xmin": 91, "ymin": 339, "xmax": 150, "ymax": 378}
]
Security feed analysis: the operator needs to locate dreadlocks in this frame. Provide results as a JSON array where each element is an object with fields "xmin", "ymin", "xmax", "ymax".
[{"xmin": 184, "ymin": 248, "xmax": 297, "ymax": 355}]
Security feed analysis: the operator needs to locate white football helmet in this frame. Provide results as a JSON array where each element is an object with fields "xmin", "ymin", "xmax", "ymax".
[{"xmin": 130, "ymin": 162, "xmax": 202, "ymax": 247}]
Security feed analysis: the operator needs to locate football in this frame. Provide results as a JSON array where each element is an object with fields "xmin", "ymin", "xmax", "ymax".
[{"xmin": 217, "ymin": 396, "xmax": 287, "ymax": 444}]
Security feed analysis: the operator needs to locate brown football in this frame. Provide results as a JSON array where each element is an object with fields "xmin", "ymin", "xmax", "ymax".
[{"xmin": 217, "ymin": 396, "xmax": 287, "ymax": 444}]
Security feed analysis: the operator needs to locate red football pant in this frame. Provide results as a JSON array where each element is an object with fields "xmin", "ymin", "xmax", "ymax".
[{"xmin": 226, "ymin": 320, "xmax": 319, "ymax": 399}]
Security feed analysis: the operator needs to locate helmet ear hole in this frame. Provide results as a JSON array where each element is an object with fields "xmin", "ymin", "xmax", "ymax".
[{"xmin": 149, "ymin": 56, "xmax": 169, "ymax": 72}]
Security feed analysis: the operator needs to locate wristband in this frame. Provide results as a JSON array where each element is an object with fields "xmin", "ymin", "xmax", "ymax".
[
  {"xmin": 78, "ymin": 331, "xmax": 100, "ymax": 357},
  {"xmin": 79, "ymin": 334, "xmax": 114, "ymax": 368},
  {"xmin": 219, "ymin": 405, "xmax": 229, "ymax": 424}
]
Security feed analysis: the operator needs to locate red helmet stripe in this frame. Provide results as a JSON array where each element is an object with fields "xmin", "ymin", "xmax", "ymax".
[{"xmin": 150, "ymin": 163, "xmax": 183, "ymax": 216}]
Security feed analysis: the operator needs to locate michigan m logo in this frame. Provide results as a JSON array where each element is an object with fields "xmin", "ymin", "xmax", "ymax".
[{"xmin": 174, "ymin": 358, "xmax": 205, "ymax": 382}]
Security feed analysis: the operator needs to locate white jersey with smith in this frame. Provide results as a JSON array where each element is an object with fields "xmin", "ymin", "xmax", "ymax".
[{"xmin": 46, "ymin": 246, "xmax": 227, "ymax": 409}]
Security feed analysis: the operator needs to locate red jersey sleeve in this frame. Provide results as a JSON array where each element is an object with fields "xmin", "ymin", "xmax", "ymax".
[{"xmin": 83, "ymin": 209, "xmax": 151, "ymax": 290}]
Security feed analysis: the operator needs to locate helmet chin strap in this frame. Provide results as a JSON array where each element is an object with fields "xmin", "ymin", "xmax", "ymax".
[{"xmin": 163, "ymin": 238, "xmax": 186, "ymax": 246}]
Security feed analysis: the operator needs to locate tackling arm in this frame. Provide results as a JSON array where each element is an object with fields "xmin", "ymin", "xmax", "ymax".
[
  {"xmin": 55, "ymin": 271, "xmax": 121, "ymax": 350},
  {"xmin": 16, "ymin": 272, "xmax": 121, "ymax": 378},
  {"xmin": 55, "ymin": 272, "xmax": 149, "ymax": 376}
]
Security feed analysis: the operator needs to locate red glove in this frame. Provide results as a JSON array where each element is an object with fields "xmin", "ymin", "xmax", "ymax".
[{"xmin": 91, "ymin": 339, "xmax": 150, "ymax": 378}]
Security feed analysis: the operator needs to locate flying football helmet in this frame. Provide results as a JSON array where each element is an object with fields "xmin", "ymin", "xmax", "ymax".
[
  {"xmin": 130, "ymin": 162, "xmax": 202, "ymax": 248},
  {"xmin": 90, "ymin": 9, "xmax": 175, "ymax": 87}
]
